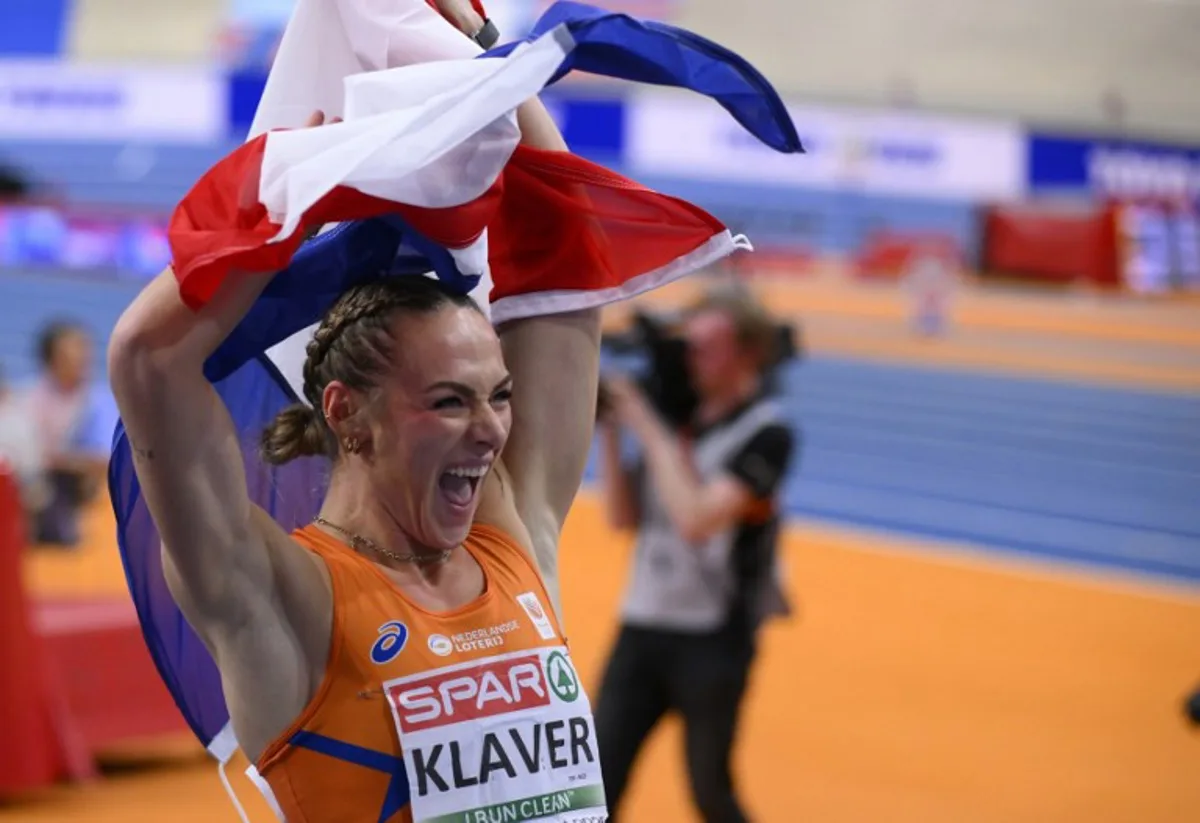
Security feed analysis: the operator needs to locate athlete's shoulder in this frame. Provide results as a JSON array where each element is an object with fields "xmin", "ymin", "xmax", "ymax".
[
  {"xmin": 467, "ymin": 521, "xmax": 528, "ymax": 554},
  {"xmin": 286, "ymin": 523, "xmax": 376, "ymax": 593},
  {"xmin": 290, "ymin": 522, "xmax": 326, "ymax": 550},
  {"xmin": 465, "ymin": 521, "xmax": 543, "ymax": 576}
]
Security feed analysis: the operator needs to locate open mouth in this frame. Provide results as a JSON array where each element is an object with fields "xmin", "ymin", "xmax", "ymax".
[{"xmin": 438, "ymin": 464, "xmax": 488, "ymax": 509}]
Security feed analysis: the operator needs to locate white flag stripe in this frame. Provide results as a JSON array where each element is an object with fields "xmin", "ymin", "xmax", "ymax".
[
  {"xmin": 260, "ymin": 28, "xmax": 577, "ymax": 240},
  {"xmin": 248, "ymin": 0, "xmax": 485, "ymax": 139}
]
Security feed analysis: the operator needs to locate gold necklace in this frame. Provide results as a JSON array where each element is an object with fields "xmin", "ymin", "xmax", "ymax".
[{"xmin": 313, "ymin": 516, "xmax": 452, "ymax": 565}]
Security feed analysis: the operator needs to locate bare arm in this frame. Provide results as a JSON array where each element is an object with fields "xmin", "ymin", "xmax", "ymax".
[
  {"xmin": 109, "ymin": 270, "xmax": 309, "ymax": 626},
  {"xmin": 493, "ymin": 310, "xmax": 602, "ymax": 601},
  {"xmin": 597, "ymin": 421, "xmax": 639, "ymax": 531},
  {"xmin": 110, "ymin": 262, "xmax": 331, "ymax": 761},
  {"xmin": 435, "ymin": 3, "xmax": 583, "ymax": 596},
  {"xmin": 483, "ymin": 103, "xmax": 593, "ymax": 606}
]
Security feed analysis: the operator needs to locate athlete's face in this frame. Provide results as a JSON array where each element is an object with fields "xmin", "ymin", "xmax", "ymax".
[{"xmin": 367, "ymin": 305, "xmax": 512, "ymax": 551}]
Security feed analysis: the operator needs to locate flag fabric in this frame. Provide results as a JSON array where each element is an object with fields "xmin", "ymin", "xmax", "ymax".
[
  {"xmin": 245, "ymin": 0, "xmax": 491, "ymax": 140},
  {"xmin": 110, "ymin": 0, "xmax": 802, "ymax": 767},
  {"xmin": 168, "ymin": 2, "xmax": 801, "ymax": 312},
  {"xmin": 487, "ymin": 1, "xmax": 797, "ymax": 150}
]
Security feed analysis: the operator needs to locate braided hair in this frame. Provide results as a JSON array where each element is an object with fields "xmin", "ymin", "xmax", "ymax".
[{"xmin": 260, "ymin": 277, "xmax": 481, "ymax": 465}]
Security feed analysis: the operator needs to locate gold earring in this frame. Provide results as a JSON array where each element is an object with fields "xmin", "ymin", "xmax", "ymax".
[{"xmin": 344, "ymin": 436, "xmax": 360, "ymax": 454}]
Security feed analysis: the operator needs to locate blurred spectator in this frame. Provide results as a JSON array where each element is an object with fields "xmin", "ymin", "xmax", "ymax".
[
  {"xmin": 1186, "ymin": 685, "xmax": 1200, "ymax": 727},
  {"xmin": 21, "ymin": 321, "xmax": 117, "ymax": 546},
  {"xmin": 0, "ymin": 364, "xmax": 45, "ymax": 517},
  {"xmin": 0, "ymin": 164, "xmax": 30, "ymax": 202},
  {"xmin": 595, "ymin": 287, "xmax": 797, "ymax": 823},
  {"xmin": 905, "ymin": 250, "xmax": 957, "ymax": 337}
]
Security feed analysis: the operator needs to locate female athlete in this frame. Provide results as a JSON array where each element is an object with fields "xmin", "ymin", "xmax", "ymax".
[
  {"xmin": 111, "ymin": 1, "xmax": 602, "ymax": 808},
  {"xmin": 107, "ymin": 2, "xmax": 802, "ymax": 821},
  {"xmin": 110, "ymin": 174, "xmax": 606, "ymax": 823}
]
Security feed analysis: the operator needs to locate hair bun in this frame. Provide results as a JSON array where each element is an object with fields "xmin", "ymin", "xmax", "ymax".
[{"xmin": 260, "ymin": 403, "xmax": 332, "ymax": 465}]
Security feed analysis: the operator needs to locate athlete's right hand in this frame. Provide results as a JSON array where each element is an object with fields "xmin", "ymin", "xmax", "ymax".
[
  {"xmin": 300, "ymin": 110, "xmax": 342, "ymax": 129},
  {"xmin": 430, "ymin": 0, "xmax": 487, "ymax": 39}
]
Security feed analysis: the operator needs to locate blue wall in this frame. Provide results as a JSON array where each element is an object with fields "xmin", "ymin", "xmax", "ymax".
[{"xmin": 0, "ymin": 0, "xmax": 71, "ymax": 56}]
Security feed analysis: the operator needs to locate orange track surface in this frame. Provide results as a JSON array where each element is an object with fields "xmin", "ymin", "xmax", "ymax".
[{"xmin": 7, "ymin": 498, "xmax": 1200, "ymax": 823}]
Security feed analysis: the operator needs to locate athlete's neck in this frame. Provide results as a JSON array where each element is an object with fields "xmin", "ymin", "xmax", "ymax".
[{"xmin": 318, "ymin": 469, "xmax": 449, "ymax": 574}]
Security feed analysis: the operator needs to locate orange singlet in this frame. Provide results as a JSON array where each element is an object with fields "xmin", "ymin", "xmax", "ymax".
[{"xmin": 253, "ymin": 523, "xmax": 606, "ymax": 823}]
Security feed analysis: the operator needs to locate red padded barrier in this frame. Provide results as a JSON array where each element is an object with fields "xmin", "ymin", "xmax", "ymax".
[
  {"xmin": 37, "ymin": 597, "xmax": 189, "ymax": 752},
  {"xmin": 0, "ymin": 467, "xmax": 92, "ymax": 798},
  {"xmin": 982, "ymin": 202, "xmax": 1120, "ymax": 287}
]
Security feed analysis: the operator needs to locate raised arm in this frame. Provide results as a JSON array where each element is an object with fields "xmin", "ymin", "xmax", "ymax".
[
  {"xmin": 494, "ymin": 309, "xmax": 602, "ymax": 598},
  {"xmin": 429, "ymin": 3, "xmax": 588, "ymax": 596},
  {"xmin": 109, "ymin": 267, "xmax": 315, "ymax": 631},
  {"xmin": 111, "ymin": 112, "xmax": 339, "ymax": 642},
  {"xmin": 109, "ymin": 250, "xmax": 336, "ymax": 761}
]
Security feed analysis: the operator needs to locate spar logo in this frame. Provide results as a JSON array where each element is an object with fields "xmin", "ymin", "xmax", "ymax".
[
  {"xmin": 546, "ymin": 651, "xmax": 580, "ymax": 704},
  {"xmin": 387, "ymin": 654, "xmax": 550, "ymax": 733}
]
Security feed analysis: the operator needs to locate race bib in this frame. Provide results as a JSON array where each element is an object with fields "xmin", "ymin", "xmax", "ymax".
[{"xmin": 385, "ymin": 646, "xmax": 608, "ymax": 823}]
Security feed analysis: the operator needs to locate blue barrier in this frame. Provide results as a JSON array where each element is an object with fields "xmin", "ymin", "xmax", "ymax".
[
  {"xmin": 1028, "ymin": 131, "xmax": 1200, "ymax": 200},
  {"xmin": 0, "ymin": 0, "xmax": 69, "ymax": 56},
  {"xmin": 0, "ymin": 140, "xmax": 236, "ymax": 207},
  {"xmin": 10, "ymin": 54, "xmax": 1200, "ymax": 208}
]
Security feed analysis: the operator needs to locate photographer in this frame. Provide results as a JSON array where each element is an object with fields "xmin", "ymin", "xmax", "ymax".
[{"xmin": 595, "ymin": 287, "xmax": 797, "ymax": 823}]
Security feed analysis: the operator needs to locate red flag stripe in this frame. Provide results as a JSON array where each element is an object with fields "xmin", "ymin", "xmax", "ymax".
[
  {"xmin": 488, "ymin": 144, "xmax": 733, "ymax": 313},
  {"xmin": 168, "ymin": 133, "xmax": 503, "ymax": 309}
]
